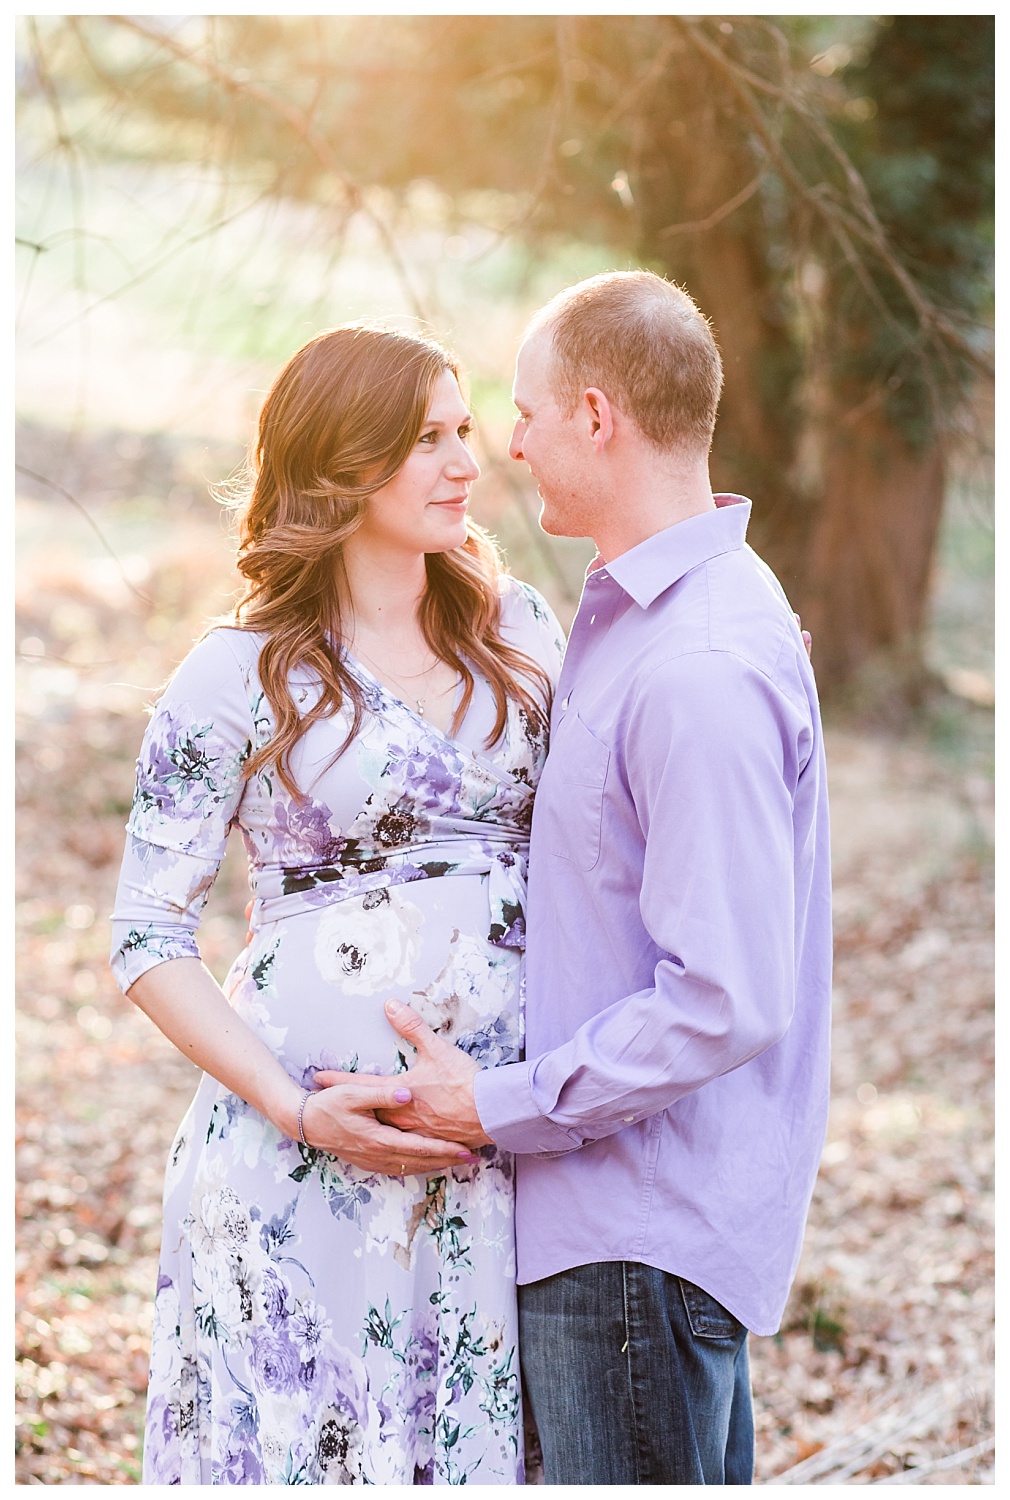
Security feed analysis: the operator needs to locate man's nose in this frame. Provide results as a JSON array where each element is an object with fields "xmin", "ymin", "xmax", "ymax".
[{"xmin": 508, "ymin": 421, "xmax": 525, "ymax": 462}]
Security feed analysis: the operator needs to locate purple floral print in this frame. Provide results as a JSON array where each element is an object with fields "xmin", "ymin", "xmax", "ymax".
[{"xmin": 109, "ymin": 580, "xmax": 565, "ymax": 1484}]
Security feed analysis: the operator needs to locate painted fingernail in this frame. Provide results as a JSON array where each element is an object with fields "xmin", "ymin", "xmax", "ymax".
[
  {"xmin": 458, "ymin": 1153, "xmax": 479, "ymax": 1162},
  {"xmin": 393, "ymin": 1088, "xmax": 411, "ymax": 1103}
]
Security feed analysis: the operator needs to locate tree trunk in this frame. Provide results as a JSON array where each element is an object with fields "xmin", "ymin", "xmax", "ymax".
[
  {"xmin": 636, "ymin": 37, "xmax": 811, "ymax": 591},
  {"xmin": 803, "ymin": 403, "xmax": 946, "ymax": 694}
]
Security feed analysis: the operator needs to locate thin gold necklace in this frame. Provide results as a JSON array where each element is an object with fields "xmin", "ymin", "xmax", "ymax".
[{"xmin": 353, "ymin": 642, "xmax": 443, "ymax": 714}]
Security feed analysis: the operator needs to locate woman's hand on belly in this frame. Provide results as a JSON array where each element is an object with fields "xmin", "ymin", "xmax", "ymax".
[{"xmin": 301, "ymin": 1077, "xmax": 480, "ymax": 1176}]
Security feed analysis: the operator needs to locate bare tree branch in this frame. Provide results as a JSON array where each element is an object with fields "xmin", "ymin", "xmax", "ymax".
[
  {"xmin": 658, "ymin": 173, "xmax": 764, "ymax": 238},
  {"xmin": 30, "ymin": 173, "xmax": 290, "ymax": 347},
  {"xmin": 871, "ymin": 1435, "xmax": 994, "ymax": 1484},
  {"xmin": 677, "ymin": 18, "xmax": 993, "ymax": 378},
  {"xmin": 15, "ymin": 464, "xmax": 154, "ymax": 606},
  {"xmin": 103, "ymin": 15, "xmax": 431, "ymax": 325}
]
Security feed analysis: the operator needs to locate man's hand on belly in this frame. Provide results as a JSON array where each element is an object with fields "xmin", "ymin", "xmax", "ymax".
[{"xmin": 314, "ymin": 998, "xmax": 493, "ymax": 1150}]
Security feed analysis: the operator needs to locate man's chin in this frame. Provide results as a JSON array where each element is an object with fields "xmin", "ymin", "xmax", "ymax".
[
  {"xmin": 538, "ymin": 504, "xmax": 584, "ymax": 540},
  {"xmin": 537, "ymin": 498, "xmax": 567, "ymax": 537}
]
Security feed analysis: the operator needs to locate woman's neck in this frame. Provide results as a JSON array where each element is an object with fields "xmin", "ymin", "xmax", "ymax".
[
  {"xmin": 338, "ymin": 534, "xmax": 461, "ymax": 728},
  {"xmin": 340, "ymin": 535, "xmax": 428, "ymax": 645}
]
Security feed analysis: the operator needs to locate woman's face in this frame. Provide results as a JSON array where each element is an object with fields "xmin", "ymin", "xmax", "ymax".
[{"xmin": 356, "ymin": 370, "xmax": 480, "ymax": 556}]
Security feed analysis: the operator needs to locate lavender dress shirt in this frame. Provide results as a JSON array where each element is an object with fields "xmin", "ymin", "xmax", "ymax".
[{"xmin": 473, "ymin": 495, "xmax": 832, "ymax": 1335}]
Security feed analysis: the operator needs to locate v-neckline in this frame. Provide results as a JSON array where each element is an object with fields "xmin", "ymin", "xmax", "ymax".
[
  {"xmin": 341, "ymin": 648, "xmax": 533, "ymax": 797},
  {"xmin": 343, "ymin": 648, "xmax": 469, "ymax": 748}
]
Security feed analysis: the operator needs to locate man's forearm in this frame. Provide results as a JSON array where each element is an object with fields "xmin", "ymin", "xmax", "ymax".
[{"xmin": 472, "ymin": 950, "xmax": 795, "ymax": 1157}]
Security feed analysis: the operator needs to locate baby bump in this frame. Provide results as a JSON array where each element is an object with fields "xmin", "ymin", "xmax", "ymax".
[{"xmin": 224, "ymin": 877, "xmax": 523, "ymax": 1080}]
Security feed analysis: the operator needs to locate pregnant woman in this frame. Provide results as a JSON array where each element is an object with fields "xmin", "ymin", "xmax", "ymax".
[{"xmin": 109, "ymin": 324, "xmax": 565, "ymax": 1484}]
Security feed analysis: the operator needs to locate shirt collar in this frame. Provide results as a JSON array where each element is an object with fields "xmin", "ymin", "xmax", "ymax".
[{"xmin": 595, "ymin": 493, "xmax": 752, "ymax": 609}]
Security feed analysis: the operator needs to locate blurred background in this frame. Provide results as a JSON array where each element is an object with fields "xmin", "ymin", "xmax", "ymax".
[{"xmin": 15, "ymin": 14, "xmax": 994, "ymax": 1485}]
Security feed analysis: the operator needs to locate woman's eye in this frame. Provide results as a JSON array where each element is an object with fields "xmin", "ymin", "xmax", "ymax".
[
  {"xmin": 419, "ymin": 430, "xmax": 439, "ymax": 445},
  {"xmin": 459, "ymin": 425, "xmax": 474, "ymax": 441}
]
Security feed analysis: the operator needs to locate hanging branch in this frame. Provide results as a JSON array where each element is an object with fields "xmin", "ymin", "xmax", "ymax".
[
  {"xmin": 32, "ymin": 173, "xmax": 290, "ymax": 346},
  {"xmin": 658, "ymin": 173, "xmax": 764, "ymax": 238},
  {"xmin": 15, "ymin": 464, "xmax": 154, "ymax": 606},
  {"xmin": 473, "ymin": 28, "xmax": 572, "ymax": 253},
  {"xmin": 103, "ymin": 15, "xmax": 432, "ymax": 326},
  {"xmin": 25, "ymin": 18, "xmax": 92, "ymax": 324},
  {"xmin": 676, "ymin": 18, "xmax": 993, "ymax": 379},
  {"xmin": 583, "ymin": 31, "xmax": 684, "ymax": 150}
]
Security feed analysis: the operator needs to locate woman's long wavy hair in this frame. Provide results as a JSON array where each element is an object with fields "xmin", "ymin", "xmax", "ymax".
[{"xmin": 227, "ymin": 323, "xmax": 551, "ymax": 799}]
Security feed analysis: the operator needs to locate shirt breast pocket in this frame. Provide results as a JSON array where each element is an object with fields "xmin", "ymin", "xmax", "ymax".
[{"xmin": 546, "ymin": 711, "xmax": 611, "ymax": 871}]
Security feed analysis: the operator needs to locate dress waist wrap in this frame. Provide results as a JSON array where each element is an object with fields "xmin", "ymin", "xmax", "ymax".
[{"xmin": 249, "ymin": 835, "xmax": 530, "ymax": 951}]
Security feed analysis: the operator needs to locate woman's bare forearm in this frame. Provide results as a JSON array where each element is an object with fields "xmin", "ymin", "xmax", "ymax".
[{"xmin": 127, "ymin": 957, "xmax": 304, "ymax": 1138}]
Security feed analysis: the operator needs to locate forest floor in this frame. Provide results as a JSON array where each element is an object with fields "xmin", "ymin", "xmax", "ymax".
[{"xmin": 14, "ymin": 490, "xmax": 994, "ymax": 1484}]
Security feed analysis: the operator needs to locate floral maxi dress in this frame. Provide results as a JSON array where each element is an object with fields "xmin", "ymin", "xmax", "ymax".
[{"xmin": 109, "ymin": 579, "xmax": 566, "ymax": 1485}]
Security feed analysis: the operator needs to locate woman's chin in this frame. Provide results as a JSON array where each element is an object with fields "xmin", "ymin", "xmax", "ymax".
[{"xmin": 425, "ymin": 522, "xmax": 470, "ymax": 553}]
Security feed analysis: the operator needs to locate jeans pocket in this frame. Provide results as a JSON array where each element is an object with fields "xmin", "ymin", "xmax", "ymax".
[{"xmin": 678, "ymin": 1278, "xmax": 743, "ymax": 1340}]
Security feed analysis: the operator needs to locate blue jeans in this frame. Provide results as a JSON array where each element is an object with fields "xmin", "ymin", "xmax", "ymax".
[{"xmin": 519, "ymin": 1261, "xmax": 754, "ymax": 1485}]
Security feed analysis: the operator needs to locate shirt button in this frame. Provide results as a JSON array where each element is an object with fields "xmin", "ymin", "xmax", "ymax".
[
  {"xmin": 590, "ymin": 614, "xmax": 596, "ymax": 624},
  {"xmin": 623, "ymin": 1116, "xmax": 635, "ymax": 1123},
  {"xmin": 561, "ymin": 696, "xmax": 570, "ymax": 710}
]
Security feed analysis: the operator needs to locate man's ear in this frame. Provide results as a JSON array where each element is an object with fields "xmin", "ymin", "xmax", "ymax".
[{"xmin": 583, "ymin": 387, "xmax": 614, "ymax": 451}]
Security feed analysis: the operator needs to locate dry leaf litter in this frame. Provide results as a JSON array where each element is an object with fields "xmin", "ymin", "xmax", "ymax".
[{"xmin": 15, "ymin": 491, "xmax": 993, "ymax": 1484}]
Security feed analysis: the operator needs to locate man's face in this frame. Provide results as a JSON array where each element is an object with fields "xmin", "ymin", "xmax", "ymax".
[{"xmin": 509, "ymin": 332, "xmax": 594, "ymax": 538}]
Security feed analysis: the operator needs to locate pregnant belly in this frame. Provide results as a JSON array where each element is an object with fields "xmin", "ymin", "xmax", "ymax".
[{"xmin": 223, "ymin": 877, "xmax": 522, "ymax": 1080}]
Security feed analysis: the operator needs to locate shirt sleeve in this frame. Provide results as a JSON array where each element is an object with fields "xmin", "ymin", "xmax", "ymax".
[
  {"xmin": 108, "ymin": 630, "xmax": 256, "ymax": 994},
  {"xmin": 474, "ymin": 646, "xmax": 812, "ymax": 1152}
]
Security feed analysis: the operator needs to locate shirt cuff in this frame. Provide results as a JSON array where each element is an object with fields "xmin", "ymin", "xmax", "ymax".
[{"xmin": 474, "ymin": 1059, "xmax": 583, "ymax": 1156}]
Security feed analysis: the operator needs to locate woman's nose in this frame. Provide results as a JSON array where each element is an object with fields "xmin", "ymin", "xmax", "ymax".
[{"xmin": 450, "ymin": 442, "xmax": 480, "ymax": 482}]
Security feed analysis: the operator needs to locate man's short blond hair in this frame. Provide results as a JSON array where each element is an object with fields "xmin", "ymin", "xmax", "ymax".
[{"xmin": 528, "ymin": 270, "xmax": 723, "ymax": 454}]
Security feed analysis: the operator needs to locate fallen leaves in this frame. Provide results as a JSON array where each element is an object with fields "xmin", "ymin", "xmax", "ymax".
[
  {"xmin": 750, "ymin": 730, "xmax": 994, "ymax": 1484},
  {"xmin": 15, "ymin": 499, "xmax": 994, "ymax": 1484}
]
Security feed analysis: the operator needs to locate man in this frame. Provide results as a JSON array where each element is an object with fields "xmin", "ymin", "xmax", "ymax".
[{"xmin": 320, "ymin": 271, "xmax": 832, "ymax": 1484}]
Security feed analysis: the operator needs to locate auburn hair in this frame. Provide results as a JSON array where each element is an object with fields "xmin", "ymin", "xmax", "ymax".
[{"xmin": 226, "ymin": 323, "xmax": 550, "ymax": 798}]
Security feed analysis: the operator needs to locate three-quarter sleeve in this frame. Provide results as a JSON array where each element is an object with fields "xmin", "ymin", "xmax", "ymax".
[{"xmin": 109, "ymin": 630, "xmax": 256, "ymax": 994}]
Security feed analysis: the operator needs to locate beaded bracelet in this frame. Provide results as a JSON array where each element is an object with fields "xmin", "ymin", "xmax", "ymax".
[{"xmin": 297, "ymin": 1089, "xmax": 311, "ymax": 1147}]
